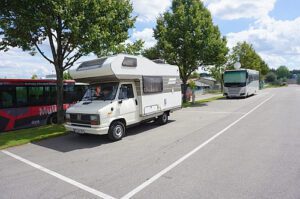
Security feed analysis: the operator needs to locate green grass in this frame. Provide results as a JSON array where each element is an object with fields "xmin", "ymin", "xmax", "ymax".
[
  {"xmin": 204, "ymin": 90, "xmax": 222, "ymax": 94},
  {"xmin": 0, "ymin": 125, "xmax": 67, "ymax": 150},
  {"xmin": 263, "ymin": 84, "xmax": 288, "ymax": 89},
  {"xmin": 182, "ymin": 96, "xmax": 224, "ymax": 108}
]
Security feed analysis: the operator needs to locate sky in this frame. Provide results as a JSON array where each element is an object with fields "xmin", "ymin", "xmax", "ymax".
[{"xmin": 1, "ymin": 0, "xmax": 300, "ymax": 78}]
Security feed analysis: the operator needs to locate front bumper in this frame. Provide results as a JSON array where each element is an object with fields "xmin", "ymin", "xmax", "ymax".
[{"xmin": 64, "ymin": 124, "xmax": 109, "ymax": 135}]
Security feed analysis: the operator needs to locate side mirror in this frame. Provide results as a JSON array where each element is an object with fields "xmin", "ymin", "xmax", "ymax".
[{"xmin": 118, "ymin": 100, "xmax": 123, "ymax": 104}]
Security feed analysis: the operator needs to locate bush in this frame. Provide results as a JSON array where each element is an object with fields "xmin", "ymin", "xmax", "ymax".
[{"xmin": 265, "ymin": 72, "xmax": 277, "ymax": 83}]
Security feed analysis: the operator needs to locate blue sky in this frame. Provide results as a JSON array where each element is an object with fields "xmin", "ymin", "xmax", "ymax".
[{"xmin": 1, "ymin": 0, "xmax": 300, "ymax": 78}]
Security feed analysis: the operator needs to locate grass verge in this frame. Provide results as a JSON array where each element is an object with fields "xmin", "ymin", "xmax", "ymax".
[
  {"xmin": 263, "ymin": 84, "xmax": 288, "ymax": 89},
  {"xmin": 182, "ymin": 96, "xmax": 224, "ymax": 108},
  {"xmin": 0, "ymin": 125, "xmax": 66, "ymax": 150}
]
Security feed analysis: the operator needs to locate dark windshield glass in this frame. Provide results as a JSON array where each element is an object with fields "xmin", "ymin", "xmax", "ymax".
[
  {"xmin": 224, "ymin": 71, "xmax": 247, "ymax": 83},
  {"xmin": 82, "ymin": 83, "xmax": 119, "ymax": 101}
]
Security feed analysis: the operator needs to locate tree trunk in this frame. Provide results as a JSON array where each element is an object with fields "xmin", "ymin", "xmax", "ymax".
[
  {"xmin": 56, "ymin": 68, "xmax": 65, "ymax": 124},
  {"xmin": 182, "ymin": 79, "xmax": 188, "ymax": 103},
  {"xmin": 220, "ymin": 80, "xmax": 224, "ymax": 92}
]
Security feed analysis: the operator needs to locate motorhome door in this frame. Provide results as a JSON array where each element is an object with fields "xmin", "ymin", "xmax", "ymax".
[{"xmin": 118, "ymin": 83, "xmax": 139, "ymax": 125}]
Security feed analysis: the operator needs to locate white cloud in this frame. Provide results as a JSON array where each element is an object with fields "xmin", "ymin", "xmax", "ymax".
[
  {"xmin": 0, "ymin": 47, "xmax": 97, "ymax": 78},
  {"xmin": 205, "ymin": 0, "xmax": 276, "ymax": 20},
  {"xmin": 226, "ymin": 16, "xmax": 300, "ymax": 69},
  {"xmin": 0, "ymin": 48, "xmax": 53, "ymax": 78},
  {"xmin": 132, "ymin": 0, "xmax": 171, "ymax": 22},
  {"xmin": 131, "ymin": 28, "xmax": 156, "ymax": 48}
]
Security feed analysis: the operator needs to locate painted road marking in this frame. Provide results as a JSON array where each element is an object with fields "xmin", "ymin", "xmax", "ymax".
[
  {"xmin": 181, "ymin": 110, "xmax": 246, "ymax": 114},
  {"xmin": 2, "ymin": 150, "xmax": 115, "ymax": 199},
  {"xmin": 121, "ymin": 95, "xmax": 274, "ymax": 199}
]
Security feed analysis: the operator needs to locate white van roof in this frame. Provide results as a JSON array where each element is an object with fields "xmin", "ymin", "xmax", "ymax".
[{"xmin": 70, "ymin": 54, "xmax": 179, "ymax": 83}]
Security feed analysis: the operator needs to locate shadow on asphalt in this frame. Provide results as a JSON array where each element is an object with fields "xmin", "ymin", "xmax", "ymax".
[
  {"xmin": 186, "ymin": 103, "xmax": 208, "ymax": 108},
  {"xmin": 33, "ymin": 120, "xmax": 175, "ymax": 152},
  {"xmin": 217, "ymin": 94, "xmax": 256, "ymax": 101}
]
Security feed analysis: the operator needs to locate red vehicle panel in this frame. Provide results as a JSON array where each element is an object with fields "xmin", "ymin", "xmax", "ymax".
[{"xmin": 0, "ymin": 79, "xmax": 87, "ymax": 132}]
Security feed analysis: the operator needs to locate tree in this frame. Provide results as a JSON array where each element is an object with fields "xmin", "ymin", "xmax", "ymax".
[
  {"xmin": 297, "ymin": 75, "xmax": 300, "ymax": 85},
  {"xmin": 63, "ymin": 71, "xmax": 72, "ymax": 80},
  {"xmin": 229, "ymin": 42, "xmax": 269, "ymax": 77},
  {"xmin": 190, "ymin": 72, "xmax": 200, "ymax": 79},
  {"xmin": 142, "ymin": 45, "xmax": 161, "ymax": 60},
  {"xmin": 209, "ymin": 64, "xmax": 225, "ymax": 91},
  {"xmin": 31, "ymin": 74, "xmax": 38, "ymax": 80},
  {"xmin": 265, "ymin": 71, "xmax": 277, "ymax": 84},
  {"xmin": 31, "ymin": 74, "xmax": 39, "ymax": 79},
  {"xmin": 154, "ymin": 0, "xmax": 228, "ymax": 102},
  {"xmin": 0, "ymin": 0, "xmax": 138, "ymax": 123},
  {"xmin": 276, "ymin": 66, "xmax": 290, "ymax": 79}
]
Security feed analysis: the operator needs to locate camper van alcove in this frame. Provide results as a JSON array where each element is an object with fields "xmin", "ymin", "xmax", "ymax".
[{"xmin": 65, "ymin": 54, "xmax": 182, "ymax": 141}]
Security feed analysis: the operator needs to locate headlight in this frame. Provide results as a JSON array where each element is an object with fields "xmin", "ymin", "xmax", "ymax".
[
  {"xmin": 90, "ymin": 115, "xmax": 100, "ymax": 125},
  {"xmin": 65, "ymin": 113, "xmax": 70, "ymax": 123}
]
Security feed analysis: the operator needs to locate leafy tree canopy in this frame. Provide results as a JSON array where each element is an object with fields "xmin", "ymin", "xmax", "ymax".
[
  {"xmin": 229, "ymin": 41, "xmax": 269, "ymax": 76},
  {"xmin": 142, "ymin": 45, "xmax": 161, "ymax": 60},
  {"xmin": 265, "ymin": 71, "xmax": 277, "ymax": 83},
  {"xmin": 276, "ymin": 65, "xmax": 290, "ymax": 79},
  {"xmin": 31, "ymin": 74, "xmax": 38, "ymax": 80},
  {"xmin": 63, "ymin": 71, "xmax": 72, "ymax": 80},
  {"xmin": 154, "ymin": 0, "xmax": 228, "ymax": 101}
]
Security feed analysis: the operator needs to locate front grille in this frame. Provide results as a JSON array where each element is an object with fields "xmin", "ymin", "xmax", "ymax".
[
  {"xmin": 70, "ymin": 114, "xmax": 91, "ymax": 125},
  {"xmin": 228, "ymin": 87, "xmax": 241, "ymax": 95}
]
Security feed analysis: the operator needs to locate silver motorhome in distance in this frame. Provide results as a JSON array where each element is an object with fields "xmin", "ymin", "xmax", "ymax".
[
  {"xmin": 223, "ymin": 69, "xmax": 259, "ymax": 98},
  {"xmin": 64, "ymin": 54, "xmax": 182, "ymax": 141}
]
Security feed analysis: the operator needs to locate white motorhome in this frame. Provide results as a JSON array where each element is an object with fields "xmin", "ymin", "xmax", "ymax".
[
  {"xmin": 223, "ymin": 69, "xmax": 259, "ymax": 98},
  {"xmin": 64, "ymin": 54, "xmax": 182, "ymax": 141}
]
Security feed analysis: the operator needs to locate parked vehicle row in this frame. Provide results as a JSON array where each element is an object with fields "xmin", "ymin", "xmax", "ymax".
[{"xmin": 0, "ymin": 55, "xmax": 260, "ymax": 139}]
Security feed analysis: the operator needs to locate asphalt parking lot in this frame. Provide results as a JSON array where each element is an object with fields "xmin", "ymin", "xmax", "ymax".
[{"xmin": 1, "ymin": 86, "xmax": 300, "ymax": 199}]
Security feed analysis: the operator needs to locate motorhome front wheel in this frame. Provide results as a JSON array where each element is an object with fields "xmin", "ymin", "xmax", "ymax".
[{"xmin": 108, "ymin": 121, "xmax": 125, "ymax": 141}]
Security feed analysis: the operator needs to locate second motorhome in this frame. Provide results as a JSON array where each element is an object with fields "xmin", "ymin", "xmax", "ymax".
[
  {"xmin": 223, "ymin": 69, "xmax": 259, "ymax": 98},
  {"xmin": 65, "ymin": 54, "xmax": 182, "ymax": 141}
]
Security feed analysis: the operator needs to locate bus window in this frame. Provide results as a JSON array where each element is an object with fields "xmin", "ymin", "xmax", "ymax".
[
  {"xmin": 0, "ymin": 86, "xmax": 15, "ymax": 108},
  {"xmin": 50, "ymin": 86, "xmax": 57, "ymax": 104},
  {"xmin": 64, "ymin": 85, "xmax": 75, "ymax": 103},
  {"xmin": 16, "ymin": 87, "xmax": 28, "ymax": 107},
  {"xmin": 28, "ymin": 87, "xmax": 44, "ymax": 106},
  {"xmin": 44, "ymin": 86, "xmax": 51, "ymax": 105}
]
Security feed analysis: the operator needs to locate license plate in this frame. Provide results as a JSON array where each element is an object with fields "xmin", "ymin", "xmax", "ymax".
[{"xmin": 74, "ymin": 129, "xmax": 85, "ymax": 134}]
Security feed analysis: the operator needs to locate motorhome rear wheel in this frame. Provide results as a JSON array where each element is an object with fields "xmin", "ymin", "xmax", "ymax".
[{"xmin": 157, "ymin": 112, "xmax": 169, "ymax": 125}]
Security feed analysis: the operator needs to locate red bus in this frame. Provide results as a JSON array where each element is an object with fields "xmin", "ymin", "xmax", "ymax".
[{"xmin": 0, "ymin": 79, "xmax": 87, "ymax": 132}]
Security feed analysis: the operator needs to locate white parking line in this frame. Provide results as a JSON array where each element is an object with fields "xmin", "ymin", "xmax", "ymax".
[
  {"xmin": 1, "ymin": 150, "xmax": 116, "ymax": 199},
  {"xmin": 181, "ymin": 110, "xmax": 246, "ymax": 114},
  {"xmin": 121, "ymin": 95, "xmax": 274, "ymax": 199}
]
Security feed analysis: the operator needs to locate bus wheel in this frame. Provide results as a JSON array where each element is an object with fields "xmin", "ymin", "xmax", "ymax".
[
  {"xmin": 48, "ymin": 114, "xmax": 57, "ymax": 124},
  {"xmin": 157, "ymin": 112, "xmax": 168, "ymax": 125},
  {"xmin": 108, "ymin": 121, "xmax": 125, "ymax": 141}
]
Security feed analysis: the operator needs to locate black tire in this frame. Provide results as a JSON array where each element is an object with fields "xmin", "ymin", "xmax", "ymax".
[
  {"xmin": 47, "ymin": 114, "xmax": 57, "ymax": 124},
  {"xmin": 157, "ymin": 112, "xmax": 168, "ymax": 125},
  {"xmin": 108, "ymin": 121, "xmax": 126, "ymax": 141}
]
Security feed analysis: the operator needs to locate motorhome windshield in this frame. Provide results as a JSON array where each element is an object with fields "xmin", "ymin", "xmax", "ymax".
[
  {"xmin": 224, "ymin": 71, "xmax": 247, "ymax": 84},
  {"xmin": 82, "ymin": 82, "xmax": 119, "ymax": 101}
]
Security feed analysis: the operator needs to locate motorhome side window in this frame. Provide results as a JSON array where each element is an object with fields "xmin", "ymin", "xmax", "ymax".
[
  {"xmin": 122, "ymin": 57, "xmax": 137, "ymax": 67},
  {"xmin": 77, "ymin": 58, "xmax": 107, "ymax": 71},
  {"xmin": 143, "ymin": 76, "xmax": 163, "ymax": 93},
  {"xmin": 119, "ymin": 84, "xmax": 134, "ymax": 99}
]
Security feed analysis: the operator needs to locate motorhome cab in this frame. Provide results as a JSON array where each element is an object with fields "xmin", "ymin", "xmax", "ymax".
[
  {"xmin": 65, "ymin": 54, "xmax": 182, "ymax": 141},
  {"xmin": 223, "ymin": 69, "xmax": 259, "ymax": 98}
]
